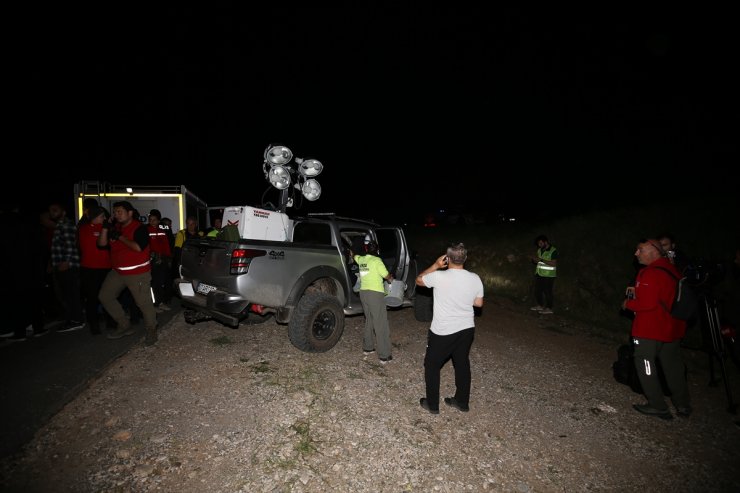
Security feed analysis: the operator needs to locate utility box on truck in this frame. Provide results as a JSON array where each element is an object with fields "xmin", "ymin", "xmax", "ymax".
[
  {"xmin": 73, "ymin": 181, "xmax": 208, "ymax": 232},
  {"xmin": 221, "ymin": 205, "xmax": 293, "ymax": 241}
]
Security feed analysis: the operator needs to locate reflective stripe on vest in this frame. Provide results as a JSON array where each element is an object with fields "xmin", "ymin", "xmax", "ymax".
[
  {"xmin": 535, "ymin": 247, "xmax": 557, "ymax": 277},
  {"xmin": 117, "ymin": 260, "xmax": 151, "ymax": 271}
]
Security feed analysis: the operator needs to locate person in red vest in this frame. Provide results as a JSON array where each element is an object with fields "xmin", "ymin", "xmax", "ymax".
[
  {"xmin": 147, "ymin": 209, "xmax": 173, "ymax": 312},
  {"xmin": 78, "ymin": 206, "xmax": 113, "ymax": 335},
  {"xmin": 97, "ymin": 201, "xmax": 158, "ymax": 345}
]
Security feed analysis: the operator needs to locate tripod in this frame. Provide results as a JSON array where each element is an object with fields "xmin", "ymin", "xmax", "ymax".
[{"xmin": 701, "ymin": 293, "xmax": 738, "ymax": 414}]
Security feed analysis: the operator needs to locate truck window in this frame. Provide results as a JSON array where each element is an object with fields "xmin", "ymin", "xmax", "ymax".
[
  {"xmin": 293, "ymin": 222, "xmax": 332, "ymax": 245},
  {"xmin": 376, "ymin": 229, "xmax": 399, "ymax": 272}
]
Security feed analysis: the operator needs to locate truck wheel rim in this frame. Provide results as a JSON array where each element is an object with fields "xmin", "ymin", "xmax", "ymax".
[{"xmin": 312, "ymin": 310, "xmax": 336, "ymax": 340}]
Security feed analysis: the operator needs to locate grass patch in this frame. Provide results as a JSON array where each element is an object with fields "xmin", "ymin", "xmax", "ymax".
[
  {"xmin": 406, "ymin": 196, "xmax": 740, "ymax": 338},
  {"xmin": 210, "ymin": 336, "xmax": 233, "ymax": 346},
  {"xmin": 267, "ymin": 457, "xmax": 298, "ymax": 470},
  {"xmin": 291, "ymin": 420, "xmax": 317, "ymax": 455},
  {"xmin": 250, "ymin": 361, "xmax": 272, "ymax": 373}
]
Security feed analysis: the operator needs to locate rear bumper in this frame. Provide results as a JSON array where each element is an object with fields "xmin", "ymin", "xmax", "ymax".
[{"xmin": 174, "ymin": 280, "xmax": 251, "ymax": 325}]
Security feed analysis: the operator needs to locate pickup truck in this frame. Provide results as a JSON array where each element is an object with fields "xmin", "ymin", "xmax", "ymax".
[{"xmin": 174, "ymin": 209, "xmax": 432, "ymax": 352}]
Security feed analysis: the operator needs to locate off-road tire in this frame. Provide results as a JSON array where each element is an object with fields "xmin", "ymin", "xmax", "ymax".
[
  {"xmin": 414, "ymin": 287, "xmax": 433, "ymax": 322},
  {"xmin": 288, "ymin": 292, "xmax": 345, "ymax": 352}
]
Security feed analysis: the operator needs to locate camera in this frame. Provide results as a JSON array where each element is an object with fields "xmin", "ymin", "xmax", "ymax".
[{"xmin": 683, "ymin": 258, "xmax": 725, "ymax": 288}]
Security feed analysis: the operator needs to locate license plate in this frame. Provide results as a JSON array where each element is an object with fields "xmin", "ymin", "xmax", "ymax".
[{"xmin": 196, "ymin": 282, "xmax": 217, "ymax": 295}]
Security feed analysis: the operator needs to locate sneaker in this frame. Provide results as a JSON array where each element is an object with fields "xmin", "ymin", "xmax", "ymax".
[
  {"xmin": 0, "ymin": 331, "xmax": 15, "ymax": 338},
  {"xmin": 530, "ymin": 306, "xmax": 543, "ymax": 311},
  {"xmin": 444, "ymin": 397, "xmax": 470, "ymax": 412},
  {"xmin": 633, "ymin": 404, "xmax": 673, "ymax": 420},
  {"xmin": 540, "ymin": 308, "xmax": 554, "ymax": 314},
  {"xmin": 33, "ymin": 328, "xmax": 50, "ymax": 338},
  {"xmin": 58, "ymin": 321, "xmax": 85, "ymax": 333},
  {"xmin": 419, "ymin": 398, "xmax": 439, "ymax": 415},
  {"xmin": 8, "ymin": 334, "xmax": 27, "ymax": 342},
  {"xmin": 157, "ymin": 303, "xmax": 171, "ymax": 312},
  {"xmin": 379, "ymin": 356, "xmax": 393, "ymax": 365},
  {"xmin": 363, "ymin": 349, "xmax": 375, "ymax": 356},
  {"xmin": 107, "ymin": 326, "xmax": 136, "ymax": 340}
]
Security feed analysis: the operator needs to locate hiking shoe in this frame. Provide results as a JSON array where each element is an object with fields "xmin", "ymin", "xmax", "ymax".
[
  {"xmin": 379, "ymin": 356, "xmax": 393, "ymax": 365},
  {"xmin": 444, "ymin": 397, "xmax": 470, "ymax": 412},
  {"xmin": 633, "ymin": 404, "xmax": 673, "ymax": 420},
  {"xmin": 58, "ymin": 321, "xmax": 85, "ymax": 333},
  {"xmin": 419, "ymin": 398, "xmax": 439, "ymax": 415},
  {"xmin": 676, "ymin": 406, "xmax": 692, "ymax": 418},
  {"xmin": 530, "ymin": 306, "xmax": 544, "ymax": 311},
  {"xmin": 540, "ymin": 308, "xmax": 554, "ymax": 314},
  {"xmin": 107, "ymin": 327, "xmax": 136, "ymax": 340}
]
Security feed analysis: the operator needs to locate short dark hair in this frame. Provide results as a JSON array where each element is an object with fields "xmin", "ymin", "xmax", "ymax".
[
  {"xmin": 112, "ymin": 200, "xmax": 135, "ymax": 212},
  {"xmin": 446, "ymin": 243, "xmax": 468, "ymax": 265},
  {"xmin": 149, "ymin": 209, "xmax": 162, "ymax": 220}
]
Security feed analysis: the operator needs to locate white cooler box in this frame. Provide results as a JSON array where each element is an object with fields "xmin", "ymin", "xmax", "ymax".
[{"xmin": 221, "ymin": 206, "xmax": 293, "ymax": 241}]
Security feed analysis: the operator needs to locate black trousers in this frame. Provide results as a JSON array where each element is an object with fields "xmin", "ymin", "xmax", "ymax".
[
  {"xmin": 80, "ymin": 267, "xmax": 112, "ymax": 332},
  {"xmin": 424, "ymin": 327, "xmax": 475, "ymax": 410},
  {"xmin": 534, "ymin": 275, "xmax": 555, "ymax": 309},
  {"xmin": 52, "ymin": 267, "xmax": 83, "ymax": 323},
  {"xmin": 150, "ymin": 259, "xmax": 172, "ymax": 305}
]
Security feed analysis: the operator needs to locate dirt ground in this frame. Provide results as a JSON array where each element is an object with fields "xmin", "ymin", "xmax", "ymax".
[{"xmin": 2, "ymin": 296, "xmax": 739, "ymax": 492}]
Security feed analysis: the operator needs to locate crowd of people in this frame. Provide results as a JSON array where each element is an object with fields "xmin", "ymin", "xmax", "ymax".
[
  {"xmin": 0, "ymin": 199, "xmax": 205, "ymax": 345},
  {"xmin": 2, "ymin": 200, "xmax": 738, "ymax": 422}
]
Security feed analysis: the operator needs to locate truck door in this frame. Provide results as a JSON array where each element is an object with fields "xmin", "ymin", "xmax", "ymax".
[{"xmin": 375, "ymin": 227, "xmax": 410, "ymax": 286}]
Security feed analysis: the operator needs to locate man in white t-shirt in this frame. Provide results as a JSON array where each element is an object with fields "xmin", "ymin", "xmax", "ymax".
[{"xmin": 416, "ymin": 243, "xmax": 484, "ymax": 414}]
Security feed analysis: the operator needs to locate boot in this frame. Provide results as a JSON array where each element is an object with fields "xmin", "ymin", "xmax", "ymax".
[{"xmin": 145, "ymin": 325, "xmax": 158, "ymax": 346}]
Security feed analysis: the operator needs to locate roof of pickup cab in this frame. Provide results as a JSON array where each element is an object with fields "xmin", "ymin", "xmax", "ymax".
[{"xmin": 300, "ymin": 213, "xmax": 379, "ymax": 228}]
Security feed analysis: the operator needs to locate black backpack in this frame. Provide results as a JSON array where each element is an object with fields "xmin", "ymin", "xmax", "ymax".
[
  {"xmin": 612, "ymin": 343, "xmax": 643, "ymax": 393},
  {"xmin": 612, "ymin": 342, "xmax": 675, "ymax": 395},
  {"xmin": 654, "ymin": 266, "xmax": 699, "ymax": 321}
]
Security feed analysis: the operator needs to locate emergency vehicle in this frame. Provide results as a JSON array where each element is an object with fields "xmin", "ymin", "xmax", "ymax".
[{"xmin": 73, "ymin": 181, "xmax": 211, "ymax": 232}]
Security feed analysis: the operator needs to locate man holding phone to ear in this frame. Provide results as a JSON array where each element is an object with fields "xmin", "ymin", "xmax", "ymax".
[{"xmin": 416, "ymin": 243, "xmax": 484, "ymax": 414}]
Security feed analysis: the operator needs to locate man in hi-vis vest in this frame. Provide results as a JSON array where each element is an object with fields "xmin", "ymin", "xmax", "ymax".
[{"xmin": 530, "ymin": 234, "xmax": 558, "ymax": 315}]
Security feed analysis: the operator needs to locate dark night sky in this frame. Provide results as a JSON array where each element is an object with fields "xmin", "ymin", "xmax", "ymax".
[{"xmin": 12, "ymin": 6, "xmax": 736, "ymax": 223}]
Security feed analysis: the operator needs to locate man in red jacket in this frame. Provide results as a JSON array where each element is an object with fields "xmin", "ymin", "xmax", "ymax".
[
  {"xmin": 97, "ymin": 201, "xmax": 158, "ymax": 345},
  {"xmin": 622, "ymin": 239, "xmax": 691, "ymax": 420}
]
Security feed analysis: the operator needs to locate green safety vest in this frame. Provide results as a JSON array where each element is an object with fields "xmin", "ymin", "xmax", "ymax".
[{"xmin": 535, "ymin": 247, "xmax": 557, "ymax": 277}]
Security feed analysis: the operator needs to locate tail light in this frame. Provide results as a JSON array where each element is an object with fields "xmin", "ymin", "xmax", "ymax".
[{"xmin": 230, "ymin": 248, "xmax": 266, "ymax": 275}]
